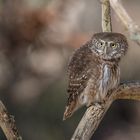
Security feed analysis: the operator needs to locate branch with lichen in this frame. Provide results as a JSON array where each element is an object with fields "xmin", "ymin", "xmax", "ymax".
[
  {"xmin": 101, "ymin": 0, "xmax": 112, "ymax": 32},
  {"xmin": 0, "ymin": 101, "xmax": 22, "ymax": 140},
  {"xmin": 71, "ymin": 0, "xmax": 140, "ymax": 140}
]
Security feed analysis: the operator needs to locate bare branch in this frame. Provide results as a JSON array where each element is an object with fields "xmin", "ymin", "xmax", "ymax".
[
  {"xmin": 71, "ymin": 101, "xmax": 112, "ymax": 140},
  {"xmin": 110, "ymin": 0, "xmax": 140, "ymax": 46},
  {"xmin": 71, "ymin": 82, "xmax": 140, "ymax": 140},
  {"xmin": 114, "ymin": 82, "xmax": 140, "ymax": 101},
  {"xmin": 0, "ymin": 101, "xmax": 22, "ymax": 140},
  {"xmin": 101, "ymin": 0, "xmax": 112, "ymax": 32}
]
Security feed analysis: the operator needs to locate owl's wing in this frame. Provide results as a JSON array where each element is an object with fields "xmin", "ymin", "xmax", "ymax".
[
  {"xmin": 64, "ymin": 44, "xmax": 98, "ymax": 119},
  {"xmin": 67, "ymin": 46, "xmax": 92, "ymax": 104}
]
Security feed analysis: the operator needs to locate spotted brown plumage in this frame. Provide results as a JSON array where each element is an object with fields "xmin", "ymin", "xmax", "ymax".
[{"xmin": 63, "ymin": 32, "xmax": 128, "ymax": 120}]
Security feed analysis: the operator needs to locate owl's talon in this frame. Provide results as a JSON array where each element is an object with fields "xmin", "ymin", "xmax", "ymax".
[
  {"xmin": 87, "ymin": 102, "xmax": 102, "ymax": 108},
  {"xmin": 88, "ymin": 101, "xmax": 105, "ymax": 110}
]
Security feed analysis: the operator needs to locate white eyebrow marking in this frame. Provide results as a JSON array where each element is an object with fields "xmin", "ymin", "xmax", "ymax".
[
  {"xmin": 99, "ymin": 39, "xmax": 106, "ymax": 44},
  {"xmin": 107, "ymin": 41, "xmax": 114, "ymax": 46}
]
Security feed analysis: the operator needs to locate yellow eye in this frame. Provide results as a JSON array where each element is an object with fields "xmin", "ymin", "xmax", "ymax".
[{"xmin": 111, "ymin": 43, "xmax": 117, "ymax": 48}]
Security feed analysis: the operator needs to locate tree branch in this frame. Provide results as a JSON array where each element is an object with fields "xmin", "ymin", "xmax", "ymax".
[
  {"xmin": 71, "ymin": 82, "xmax": 140, "ymax": 140},
  {"xmin": 71, "ymin": 101, "xmax": 112, "ymax": 140},
  {"xmin": 110, "ymin": 0, "xmax": 140, "ymax": 46},
  {"xmin": 0, "ymin": 101, "xmax": 22, "ymax": 140},
  {"xmin": 101, "ymin": 0, "xmax": 112, "ymax": 32},
  {"xmin": 114, "ymin": 82, "xmax": 140, "ymax": 101}
]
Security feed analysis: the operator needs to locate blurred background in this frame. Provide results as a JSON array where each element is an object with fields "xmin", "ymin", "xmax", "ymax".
[{"xmin": 0, "ymin": 0, "xmax": 140, "ymax": 139}]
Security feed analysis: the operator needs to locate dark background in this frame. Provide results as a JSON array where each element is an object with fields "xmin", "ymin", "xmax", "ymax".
[{"xmin": 0, "ymin": 0, "xmax": 140, "ymax": 139}]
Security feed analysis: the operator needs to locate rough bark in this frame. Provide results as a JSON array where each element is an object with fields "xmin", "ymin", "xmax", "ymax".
[
  {"xmin": 0, "ymin": 101, "xmax": 22, "ymax": 140},
  {"xmin": 71, "ymin": 82, "xmax": 140, "ymax": 140}
]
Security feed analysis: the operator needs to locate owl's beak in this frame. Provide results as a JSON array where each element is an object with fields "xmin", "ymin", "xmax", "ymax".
[{"xmin": 104, "ymin": 46, "xmax": 107, "ymax": 54}]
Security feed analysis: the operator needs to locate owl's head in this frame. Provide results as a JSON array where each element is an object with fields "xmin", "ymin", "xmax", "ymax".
[{"xmin": 90, "ymin": 32, "xmax": 128, "ymax": 60}]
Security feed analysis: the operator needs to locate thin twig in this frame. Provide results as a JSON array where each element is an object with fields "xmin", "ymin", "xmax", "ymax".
[
  {"xmin": 0, "ymin": 101, "xmax": 22, "ymax": 140},
  {"xmin": 110, "ymin": 0, "xmax": 140, "ymax": 46},
  {"xmin": 101, "ymin": 0, "xmax": 112, "ymax": 32}
]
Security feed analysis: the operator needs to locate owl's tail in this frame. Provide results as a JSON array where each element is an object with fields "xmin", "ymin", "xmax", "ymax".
[{"xmin": 63, "ymin": 100, "xmax": 77, "ymax": 120}]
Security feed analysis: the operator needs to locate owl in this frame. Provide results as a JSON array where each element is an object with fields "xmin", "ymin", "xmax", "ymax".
[{"xmin": 63, "ymin": 32, "xmax": 128, "ymax": 120}]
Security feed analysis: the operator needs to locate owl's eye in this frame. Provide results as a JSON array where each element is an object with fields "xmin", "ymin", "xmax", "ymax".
[
  {"xmin": 98, "ymin": 42, "xmax": 103, "ymax": 48},
  {"xmin": 100, "ymin": 42, "xmax": 103, "ymax": 46},
  {"xmin": 111, "ymin": 43, "xmax": 117, "ymax": 49}
]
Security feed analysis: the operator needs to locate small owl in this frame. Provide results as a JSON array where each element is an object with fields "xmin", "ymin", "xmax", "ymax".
[{"xmin": 63, "ymin": 32, "xmax": 128, "ymax": 120}]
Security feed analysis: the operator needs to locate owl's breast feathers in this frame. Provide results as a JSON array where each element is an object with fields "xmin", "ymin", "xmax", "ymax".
[{"xmin": 96, "ymin": 62, "xmax": 120, "ymax": 101}]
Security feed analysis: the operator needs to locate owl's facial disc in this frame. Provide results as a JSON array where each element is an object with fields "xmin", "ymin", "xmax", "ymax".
[{"xmin": 91, "ymin": 33, "xmax": 128, "ymax": 61}]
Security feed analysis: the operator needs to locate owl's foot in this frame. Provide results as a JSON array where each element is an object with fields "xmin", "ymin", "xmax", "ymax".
[{"xmin": 87, "ymin": 102, "xmax": 105, "ymax": 110}]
